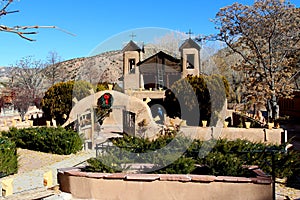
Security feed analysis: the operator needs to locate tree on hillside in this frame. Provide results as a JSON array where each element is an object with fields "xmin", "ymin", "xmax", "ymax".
[
  {"xmin": 81, "ymin": 57, "xmax": 99, "ymax": 85},
  {"xmin": 10, "ymin": 56, "xmax": 45, "ymax": 116},
  {"xmin": 0, "ymin": 0, "xmax": 73, "ymax": 41},
  {"xmin": 43, "ymin": 51, "xmax": 63, "ymax": 86},
  {"xmin": 212, "ymin": 0, "xmax": 300, "ymax": 121}
]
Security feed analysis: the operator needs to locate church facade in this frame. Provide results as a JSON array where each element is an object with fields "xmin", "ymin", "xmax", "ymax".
[{"xmin": 122, "ymin": 38, "xmax": 201, "ymax": 91}]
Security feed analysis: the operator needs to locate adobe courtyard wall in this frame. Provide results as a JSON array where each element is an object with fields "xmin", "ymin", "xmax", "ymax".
[
  {"xmin": 58, "ymin": 169, "xmax": 272, "ymax": 200},
  {"xmin": 181, "ymin": 127, "xmax": 284, "ymax": 144},
  {"xmin": 65, "ymin": 90, "xmax": 283, "ymax": 145}
]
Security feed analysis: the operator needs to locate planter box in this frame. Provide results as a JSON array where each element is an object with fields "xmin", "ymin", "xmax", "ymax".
[{"xmin": 58, "ymin": 168, "xmax": 272, "ymax": 200}]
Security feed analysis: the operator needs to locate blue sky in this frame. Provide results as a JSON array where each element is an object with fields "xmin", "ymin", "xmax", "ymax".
[{"xmin": 0, "ymin": 0, "xmax": 298, "ymax": 66}]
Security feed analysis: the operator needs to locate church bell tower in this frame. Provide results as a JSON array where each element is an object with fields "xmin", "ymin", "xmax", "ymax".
[
  {"xmin": 122, "ymin": 40, "xmax": 142, "ymax": 90},
  {"xmin": 179, "ymin": 37, "xmax": 201, "ymax": 78}
]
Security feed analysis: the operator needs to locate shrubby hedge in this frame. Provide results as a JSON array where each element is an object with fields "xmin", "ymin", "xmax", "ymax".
[
  {"xmin": 86, "ymin": 134, "xmax": 300, "ymax": 179},
  {"xmin": 1, "ymin": 127, "xmax": 83, "ymax": 155},
  {"xmin": 0, "ymin": 137, "xmax": 18, "ymax": 177}
]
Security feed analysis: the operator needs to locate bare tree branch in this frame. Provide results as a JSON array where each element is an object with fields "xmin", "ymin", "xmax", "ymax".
[
  {"xmin": 0, "ymin": 0, "xmax": 17, "ymax": 16},
  {"xmin": 0, "ymin": 24, "xmax": 76, "ymax": 41},
  {"xmin": 0, "ymin": 0, "xmax": 75, "ymax": 41}
]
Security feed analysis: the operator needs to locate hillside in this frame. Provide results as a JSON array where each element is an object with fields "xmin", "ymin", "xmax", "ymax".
[
  {"xmin": 0, "ymin": 43, "xmax": 219, "ymax": 91},
  {"xmin": 0, "ymin": 50, "xmax": 124, "ymax": 94},
  {"xmin": 44, "ymin": 43, "xmax": 183, "ymax": 87},
  {"xmin": 45, "ymin": 50, "xmax": 123, "ymax": 85}
]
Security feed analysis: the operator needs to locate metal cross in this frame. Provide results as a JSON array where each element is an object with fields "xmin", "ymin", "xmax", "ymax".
[
  {"xmin": 129, "ymin": 32, "xmax": 136, "ymax": 40},
  {"xmin": 186, "ymin": 29, "xmax": 193, "ymax": 38}
]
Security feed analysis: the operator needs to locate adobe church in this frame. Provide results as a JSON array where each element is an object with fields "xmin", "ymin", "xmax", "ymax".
[{"xmin": 122, "ymin": 37, "xmax": 201, "ymax": 92}]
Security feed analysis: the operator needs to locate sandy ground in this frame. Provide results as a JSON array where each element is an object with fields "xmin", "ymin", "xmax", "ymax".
[{"xmin": 17, "ymin": 148, "xmax": 73, "ymax": 174}]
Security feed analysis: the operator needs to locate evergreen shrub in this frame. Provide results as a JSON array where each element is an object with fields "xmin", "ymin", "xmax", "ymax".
[
  {"xmin": 0, "ymin": 137, "xmax": 18, "ymax": 177},
  {"xmin": 1, "ymin": 127, "xmax": 83, "ymax": 155},
  {"xmin": 169, "ymin": 74, "xmax": 230, "ymax": 126},
  {"xmin": 85, "ymin": 134, "xmax": 300, "ymax": 179}
]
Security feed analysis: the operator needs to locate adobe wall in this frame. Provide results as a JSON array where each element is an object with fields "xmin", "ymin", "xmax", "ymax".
[
  {"xmin": 126, "ymin": 90, "xmax": 165, "ymax": 100},
  {"xmin": 65, "ymin": 90, "xmax": 161, "ymax": 139},
  {"xmin": 124, "ymin": 73, "xmax": 140, "ymax": 90},
  {"xmin": 58, "ymin": 169, "xmax": 272, "ymax": 200},
  {"xmin": 65, "ymin": 90, "xmax": 284, "ymax": 144},
  {"xmin": 181, "ymin": 127, "xmax": 284, "ymax": 144}
]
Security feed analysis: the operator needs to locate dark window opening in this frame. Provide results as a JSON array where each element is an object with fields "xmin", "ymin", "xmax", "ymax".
[
  {"xmin": 129, "ymin": 59, "xmax": 136, "ymax": 73},
  {"xmin": 187, "ymin": 54, "xmax": 195, "ymax": 69}
]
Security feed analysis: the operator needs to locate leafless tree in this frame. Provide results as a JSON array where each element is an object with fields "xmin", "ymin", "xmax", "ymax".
[
  {"xmin": 151, "ymin": 31, "xmax": 186, "ymax": 58},
  {"xmin": 10, "ymin": 56, "xmax": 45, "ymax": 116},
  {"xmin": 44, "ymin": 51, "xmax": 64, "ymax": 85},
  {"xmin": 209, "ymin": 48, "xmax": 246, "ymax": 104},
  {"xmin": 213, "ymin": 0, "xmax": 300, "ymax": 121}
]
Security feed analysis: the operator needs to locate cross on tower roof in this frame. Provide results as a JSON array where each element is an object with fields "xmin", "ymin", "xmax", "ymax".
[
  {"xmin": 186, "ymin": 29, "xmax": 193, "ymax": 38},
  {"xmin": 129, "ymin": 32, "xmax": 136, "ymax": 40}
]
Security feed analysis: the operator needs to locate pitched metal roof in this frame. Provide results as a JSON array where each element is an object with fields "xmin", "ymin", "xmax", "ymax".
[
  {"xmin": 138, "ymin": 51, "xmax": 181, "ymax": 74},
  {"xmin": 122, "ymin": 40, "xmax": 141, "ymax": 52},
  {"xmin": 179, "ymin": 38, "xmax": 201, "ymax": 51},
  {"xmin": 137, "ymin": 51, "xmax": 180, "ymax": 66}
]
